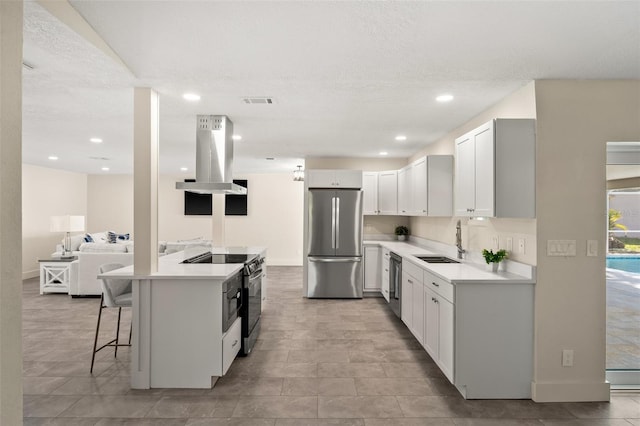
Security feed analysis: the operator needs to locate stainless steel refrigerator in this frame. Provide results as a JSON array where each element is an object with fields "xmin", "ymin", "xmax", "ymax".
[{"xmin": 307, "ymin": 189, "xmax": 363, "ymax": 298}]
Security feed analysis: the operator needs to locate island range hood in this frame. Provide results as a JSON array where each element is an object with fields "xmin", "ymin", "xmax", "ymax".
[{"xmin": 176, "ymin": 115, "xmax": 247, "ymax": 195}]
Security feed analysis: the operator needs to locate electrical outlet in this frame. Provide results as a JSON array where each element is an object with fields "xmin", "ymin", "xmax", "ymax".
[
  {"xmin": 587, "ymin": 240, "xmax": 598, "ymax": 257},
  {"xmin": 506, "ymin": 237, "xmax": 513, "ymax": 252},
  {"xmin": 491, "ymin": 236, "xmax": 499, "ymax": 250},
  {"xmin": 518, "ymin": 239, "xmax": 525, "ymax": 254},
  {"xmin": 562, "ymin": 349, "xmax": 574, "ymax": 367}
]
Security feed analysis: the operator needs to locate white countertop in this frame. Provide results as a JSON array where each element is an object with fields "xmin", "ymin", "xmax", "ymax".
[
  {"xmin": 99, "ymin": 246, "xmax": 267, "ymax": 281},
  {"xmin": 364, "ymin": 240, "xmax": 534, "ymax": 285}
]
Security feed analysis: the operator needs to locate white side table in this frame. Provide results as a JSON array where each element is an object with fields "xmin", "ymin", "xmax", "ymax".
[{"xmin": 39, "ymin": 257, "xmax": 78, "ymax": 295}]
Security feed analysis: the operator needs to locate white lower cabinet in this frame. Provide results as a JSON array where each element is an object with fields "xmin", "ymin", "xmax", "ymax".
[
  {"xmin": 401, "ymin": 273, "xmax": 412, "ymax": 328},
  {"xmin": 402, "ymin": 261, "xmax": 424, "ymax": 343},
  {"xmin": 424, "ymin": 285, "xmax": 453, "ymax": 382},
  {"xmin": 221, "ymin": 317, "xmax": 242, "ymax": 375},
  {"xmin": 364, "ymin": 246, "xmax": 381, "ymax": 292},
  {"xmin": 381, "ymin": 248, "xmax": 390, "ymax": 302}
]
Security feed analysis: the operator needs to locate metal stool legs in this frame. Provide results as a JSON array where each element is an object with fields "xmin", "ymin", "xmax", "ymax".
[{"xmin": 90, "ymin": 294, "xmax": 131, "ymax": 374}]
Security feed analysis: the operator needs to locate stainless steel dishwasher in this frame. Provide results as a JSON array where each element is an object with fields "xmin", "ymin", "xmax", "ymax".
[{"xmin": 389, "ymin": 252, "xmax": 402, "ymax": 318}]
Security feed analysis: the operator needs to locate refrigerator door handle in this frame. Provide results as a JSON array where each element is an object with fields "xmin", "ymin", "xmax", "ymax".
[
  {"xmin": 335, "ymin": 197, "xmax": 340, "ymax": 250},
  {"xmin": 308, "ymin": 256, "xmax": 362, "ymax": 263},
  {"xmin": 331, "ymin": 197, "xmax": 336, "ymax": 249}
]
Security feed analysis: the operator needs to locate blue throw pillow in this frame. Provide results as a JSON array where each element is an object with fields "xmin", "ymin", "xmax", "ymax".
[
  {"xmin": 107, "ymin": 231, "xmax": 130, "ymax": 243},
  {"xmin": 84, "ymin": 234, "xmax": 94, "ymax": 243}
]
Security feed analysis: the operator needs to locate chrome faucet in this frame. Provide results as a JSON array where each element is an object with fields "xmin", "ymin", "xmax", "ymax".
[{"xmin": 456, "ymin": 220, "xmax": 465, "ymax": 259}]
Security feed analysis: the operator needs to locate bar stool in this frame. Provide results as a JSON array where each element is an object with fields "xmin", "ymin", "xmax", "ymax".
[{"xmin": 90, "ymin": 263, "xmax": 132, "ymax": 374}]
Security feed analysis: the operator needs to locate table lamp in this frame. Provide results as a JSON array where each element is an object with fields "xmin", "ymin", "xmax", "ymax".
[{"xmin": 50, "ymin": 215, "xmax": 85, "ymax": 258}]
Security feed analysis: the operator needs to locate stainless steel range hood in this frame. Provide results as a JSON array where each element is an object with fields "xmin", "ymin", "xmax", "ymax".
[{"xmin": 176, "ymin": 115, "xmax": 247, "ymax": 195}]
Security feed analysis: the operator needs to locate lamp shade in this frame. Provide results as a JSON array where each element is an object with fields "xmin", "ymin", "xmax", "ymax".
[{"xmin": 50, "ymin": 215, "xmax": 85, "ymax": 233}]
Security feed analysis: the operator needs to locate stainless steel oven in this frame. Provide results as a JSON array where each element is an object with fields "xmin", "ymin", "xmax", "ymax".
[
  {"xmin": 222, "ymin": 270, "xmax": 243, "ymax": 333},
  {"xmin": 241, "ymin": 256, "xmax": 264, "ymax": 355},
  {"xmin": 389, "ymin": 252, "xmax": 402, "ymax": 318}
]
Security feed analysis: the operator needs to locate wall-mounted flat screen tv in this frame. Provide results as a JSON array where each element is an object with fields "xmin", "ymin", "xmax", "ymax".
[
  {"xmin": 184, "ymin": 180, "xmax": 212, "ymax": 215},
  {"xmin": 184, "ymin": 179, "xmax": 248, "ymax": 216},
  {"xmin": 225, "ymin": 180, "xmax": 248, "ymax": 216}
]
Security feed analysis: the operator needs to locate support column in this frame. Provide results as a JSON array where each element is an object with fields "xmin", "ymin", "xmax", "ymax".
[
  {"xmin": 212, "ymin": 194, "xmax": 226, "ymax": 247},
  {"xmin": 0, "ymin": 1, "xmax": 23, "ymax": 423},
  {"xmin": 133, "ymin": 88, "xmax": 159, "ymax": 275}
]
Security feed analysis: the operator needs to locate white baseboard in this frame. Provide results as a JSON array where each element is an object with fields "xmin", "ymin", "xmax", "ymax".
[
  {"xmin": 22, "ymin": 270, "xmax": 39, "ymax": 280},
  {"xmin": 531, "ymin": 380, "xmax": 610, "ymax": 402}
]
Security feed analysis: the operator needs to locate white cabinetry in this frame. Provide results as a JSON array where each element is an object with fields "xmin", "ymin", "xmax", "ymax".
[
  {"xmin": 423, "ymin": 271, "xmax": 454, "ymax": 382},
  {"xmin": 397, "ymin": 165, "xmax": 412, "ymax": 215},
  {"xmin": 377, "ymin": 171, "xmax": 398, "ymax": 215},
  {"xmin": 362, "ymin": 171, "xmax": 397, "ymax": 215},
  {"xmin": 412, "ymin": 156, "xmax": 454, "ymax": 216},
  {"xmin": 364, "ymin": 246, "xmax": 381, "ymax": 292},
  {"xmin": 381, "ymin": 248, "xmax": 390, "ymax": 302},
  {"xmin": 454, "ymin": 119, "xmax": 535, "ymax": 218},
  {"xmin": 401, "ymin": 261, "xmax": 424, "ymax": 344},
  {"xmin": 362, "ymin": 172, "xmax": 379, "ymax": 214},
  {"xmin": 307, "ymin": 169, "xmax": 362, "ymax": 189}
]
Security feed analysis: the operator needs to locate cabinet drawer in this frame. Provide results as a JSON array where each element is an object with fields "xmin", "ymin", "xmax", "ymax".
[
  {"xmin": 424, "ymin": 271, "xmax": 454, "ymax": 303},
  {"xmin": 222, "ymin": 318, "xmax": 242, "ymax": 375},
  {"xmin": 404, "ymin": 260, "xmax": 423, "ymax": 283}
]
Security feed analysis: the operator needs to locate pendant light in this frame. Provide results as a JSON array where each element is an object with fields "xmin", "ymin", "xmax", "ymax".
[{"xmin": 293, "ymin": 165, "xmax": 304, "ymax": 181}]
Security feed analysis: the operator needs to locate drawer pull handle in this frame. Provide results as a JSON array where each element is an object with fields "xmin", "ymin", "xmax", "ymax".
[
  {"xmin": 432, "ymin": 282, "xmax": 439, "ymax": 287},
  {"xmin": 408, "ymin": 279, "xmax": 413, "ymax": 284},
  {"xmin": 232, "ymin": 339, "xmax": 238, "ymax": 347}
]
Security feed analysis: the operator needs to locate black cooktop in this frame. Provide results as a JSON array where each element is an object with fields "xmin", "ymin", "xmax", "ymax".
[{"xmin": 181, "ymin": 252, "xmax": 256, "ymax": 264}]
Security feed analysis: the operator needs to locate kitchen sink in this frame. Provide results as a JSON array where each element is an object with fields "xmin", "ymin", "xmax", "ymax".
[{"xmin": 416, "ymin": 256, "xmax": 460, "ymax": 264}]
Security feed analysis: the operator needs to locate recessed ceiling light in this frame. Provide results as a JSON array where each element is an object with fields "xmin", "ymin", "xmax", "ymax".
[
  {"xmin": 101, "ymin": 167, "xmax": 110, "ymax": 171},
  {"xmin": 180, "ymin": 167, "xmax": 188, "ymax": 172},
  {"xmin": 232, "ymin": 135, "xmax": 242, "ymax": 141},
  {"xmin": 90, "ymin": 137, "xmax": 103, "ymax": 143},
  {"xmin": 182, "ymin": 93, "xmax": 201, "ymax": 101},
  {"xmin": 436, "ymin": 94, "xmax": 454, "ymax": 102},
  {"xmin": 395, "ymin": 135, "xmax": 407, "ymax": 141},
  {"xmin": 48, "ymin": 155, "xmax": 58, "ymax": 160},
  {"xmin": 379, "ymin": 151, "xmax": 388, "ymax": 156}
]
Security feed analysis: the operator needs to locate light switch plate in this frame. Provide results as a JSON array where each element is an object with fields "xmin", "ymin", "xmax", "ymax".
[
  {"xmin": 547, "ymin": 240, "xmax": 577, "ymax": 256},
  {"xmin": 506, "ymin": 237, "xmax": 513, "ymax": 251},
  {"xmin": 587, "ymin": 240, "xmax": 598, "ymax": 257}
]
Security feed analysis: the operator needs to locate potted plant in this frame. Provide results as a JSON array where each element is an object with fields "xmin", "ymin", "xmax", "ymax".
[
  {"xmin": 395, "ymin": 226, "xmax": 409, "ymax": 241},
  {"xmin": 482, "ymin": 249, "xmax": 508, "ymax": 272}
]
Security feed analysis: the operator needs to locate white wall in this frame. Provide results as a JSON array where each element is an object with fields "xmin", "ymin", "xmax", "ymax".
[
  {"xmin": 532, "ymin": 80, "xmax": 640, "ymax": 402},
  {"xmin": 409, "ymin": 82, "xmax": 538, "ymax": 265},
  {"xmin": 87, "ymin": 173, "xmax": 304, "ymax": 265},
  {"xmin": 22, "ymin": 164, "xmax": 87, "ymax": 278},
  {"xmin": 87, "ymin": 174, "xmax": 134, "ymax": 235}
]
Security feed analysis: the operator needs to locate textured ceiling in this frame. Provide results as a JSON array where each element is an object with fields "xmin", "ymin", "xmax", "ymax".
[{"xmin": 22, "ymin": 1, "xmax": 640, "ymax": 175}]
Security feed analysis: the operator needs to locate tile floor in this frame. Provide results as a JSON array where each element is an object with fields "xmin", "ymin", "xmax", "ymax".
[{"xmin": 23, "ymin": 266, "xmax": 640, "ymax": 425}]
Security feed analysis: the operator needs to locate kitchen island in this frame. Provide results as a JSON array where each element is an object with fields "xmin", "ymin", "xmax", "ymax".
[{"xmin": 99, "ymin": 246, "xmax": 266, "ymax": 389}]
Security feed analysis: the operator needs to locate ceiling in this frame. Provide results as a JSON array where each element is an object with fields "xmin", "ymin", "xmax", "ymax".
[{"xmin": 21, "ymin": 1, "xmax": 640, "ymax": 175}]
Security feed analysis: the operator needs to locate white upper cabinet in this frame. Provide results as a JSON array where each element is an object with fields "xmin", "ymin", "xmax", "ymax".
[
  {"xmin": 377, "ymin": 171, "xmax": 398, "ymax": 215},
  {"xmin": 411, "ymin": 157, "xmax": 428, "ymax": 215},
  {"xmin": 307, "ymin": 169, "xmax": 363, "ymax": 189},
  {"xmin": 454, "ymin": 119, "xmax": 535, "ymax": 218},
  {"xmin": 412, "ymin": 155, "xmax": 453, "ymax": 216},
  {"xmin": 397, "ymin": 165, "xmax": 412, "ymax": 215},
  {"xmin": 362, "ymin": 171, "xmax": 397, "ymax": 215},
  {"xmin": 362, "ymin": 172, "xmax": 379, "ymax": 215}
]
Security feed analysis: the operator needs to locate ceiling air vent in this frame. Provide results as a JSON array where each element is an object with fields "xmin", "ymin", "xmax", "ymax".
[
  {"xmin": 89, "ymin": 156, "xmax": 110, "ymax": 161},
  {"xmin": 242, "ymin": 97, "xmax": 274, "ymax": 105}
]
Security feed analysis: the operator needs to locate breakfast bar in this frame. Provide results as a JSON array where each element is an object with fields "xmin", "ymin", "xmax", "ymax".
[{"xmin": 99, "ymin": 246, "xmax": 266, "ymax": 389}]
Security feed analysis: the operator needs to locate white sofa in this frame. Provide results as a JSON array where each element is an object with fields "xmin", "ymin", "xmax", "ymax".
[{"xmin": 54, "ymin": 233, "xmax": 211, "ymax": 296}]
